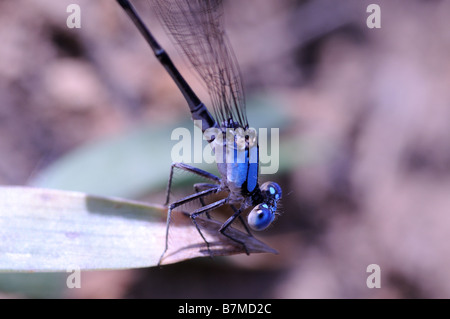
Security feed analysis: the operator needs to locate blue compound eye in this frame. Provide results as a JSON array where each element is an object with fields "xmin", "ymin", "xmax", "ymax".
[
  {"xmin": 247, "ymin": 204, "xmax": 275, "ymax": 231},
  {"xmin": 260, "ymin": 182, "xmax": 282, "ymax": 201}
]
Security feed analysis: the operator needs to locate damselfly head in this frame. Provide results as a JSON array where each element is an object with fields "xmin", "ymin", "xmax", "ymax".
[{"xmin": 247, "ymin": 181, "xmax": 282, "ymax": 231}]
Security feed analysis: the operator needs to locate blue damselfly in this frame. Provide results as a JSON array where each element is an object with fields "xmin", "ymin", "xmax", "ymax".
[{"xmin": 116, "ymin": 0, "xmax": 282, "ymax": 264}]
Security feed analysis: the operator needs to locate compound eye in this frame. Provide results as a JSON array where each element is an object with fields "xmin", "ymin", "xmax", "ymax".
[
  {"xmin": 247, "ymin": 204, "xmax": 275, "ymax": 231},
  {"xmin": 260, "ymin": 182, "xmax": 282, "ymax": 201}
]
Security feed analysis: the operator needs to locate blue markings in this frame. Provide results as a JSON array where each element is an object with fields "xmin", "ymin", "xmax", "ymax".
[
  {"xmin": 227, "ymin": 141, "xmax": 248, "ymax": 188},
  {"xmin": 246, "ymin": 144, "xmax": 258, "ymax": 193}
]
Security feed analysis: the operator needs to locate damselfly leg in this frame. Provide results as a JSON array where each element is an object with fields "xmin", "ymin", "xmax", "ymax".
[{"xmin": 161, "ymin": 162, "xmax": 253, "ymax": 264}]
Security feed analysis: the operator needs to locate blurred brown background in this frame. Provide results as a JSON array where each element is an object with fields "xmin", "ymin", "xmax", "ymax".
[{"xmin": 1, "ymin": 0, "xmax": 450, "ymax": 298}]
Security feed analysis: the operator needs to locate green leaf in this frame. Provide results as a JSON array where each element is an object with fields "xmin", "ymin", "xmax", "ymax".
[
  {"xmin": 0, "ymin": 186, "xmax": 277, "ymax": 271},
  {"xmin": 30, "ymin": 124, "xmax": 175, "ymax": 199}
]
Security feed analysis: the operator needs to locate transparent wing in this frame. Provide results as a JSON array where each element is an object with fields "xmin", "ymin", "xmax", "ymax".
[{"xmin": 150, "ymin": 0, "xmax": 248, "ymax": 128}]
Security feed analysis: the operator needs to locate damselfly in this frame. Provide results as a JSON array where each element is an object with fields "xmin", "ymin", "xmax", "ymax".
[{"xmin": 116, "ymin": 0, "xmax": 282, "ymax": 264}]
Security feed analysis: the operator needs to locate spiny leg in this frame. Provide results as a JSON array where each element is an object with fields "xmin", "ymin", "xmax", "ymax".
[
  {"xmin": 165, "ymin": 162, "xmax": 220, "ymax": 206},
  {"xmin": 190, "ymin": 189, "xmax": 252, "ymax": 233},
  {"xmin": 219, "ymin": 208, "xmax": 250, "ymax": 255},
  {"xmin": 191, "ymin": 186, "xmax": 252, "ymax": 240},
  {"xmin": 159, "ymin": 187, "xmax": 219, "ymax": 265},
  {"xmin": 230, "ymin": 204, "xmax": 253, "ymax": 238},
  {"xmin": 189, "ymin": 198, "xmax": 228, "ymax": 256},
  {"xmin": 186, "ymin": 191, "xmax": 253, "ymax": 253},
  {"xmin": 194, "ymin": 183, "xmax": 219, "ymax": 219}
]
